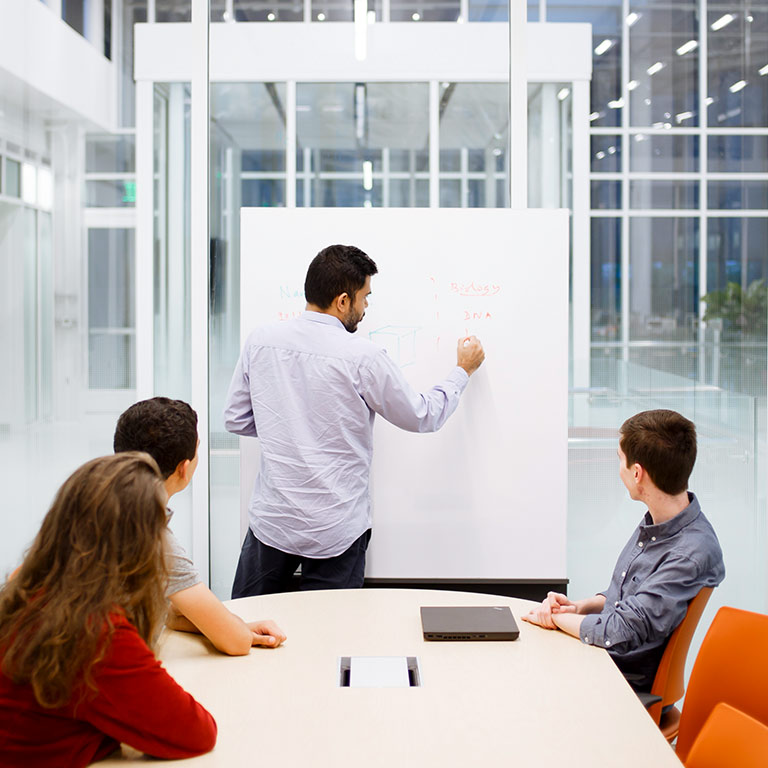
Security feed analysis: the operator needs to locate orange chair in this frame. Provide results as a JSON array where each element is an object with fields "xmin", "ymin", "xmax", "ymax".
[
  {"xmin": 685, "ymin": 703, "xmax": 768, "ymax": 768},
  {"xmin": 675, "ymin": 606, "xmax": 768, "ymax": 763},
  {"xmin": 642, "ymin": 586, "xmax": 713, "ymax": 742}
]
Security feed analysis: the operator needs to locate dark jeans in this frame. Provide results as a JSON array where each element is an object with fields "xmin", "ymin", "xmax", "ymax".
[{"xmin": 231, "ymin": 527, "xmax": 372, "ymax": 598}]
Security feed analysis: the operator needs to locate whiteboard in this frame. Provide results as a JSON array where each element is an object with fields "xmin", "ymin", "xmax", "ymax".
[{"xmin": 239, "ymin": 208, "xmax": 568, "ymax": 580}]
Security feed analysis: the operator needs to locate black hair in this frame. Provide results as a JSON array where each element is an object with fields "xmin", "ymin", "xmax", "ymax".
[
  {"xmin": 619, "ymin": 409, "xmax": 697, "ymax": 495},
  {"xmin": 304, "ymin": 244, "xmax": 378, "ymax": 309},
  {"xmin": 113, "ymin": 397, "xmax": 198, "ymax": 479}
]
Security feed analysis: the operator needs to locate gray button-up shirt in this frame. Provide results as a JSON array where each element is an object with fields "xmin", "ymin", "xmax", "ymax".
[
  {"xmin": 580, "ymin": 492, "xmax": 724, "ymax": 690},
  {"xmin": 224, "ymin": 311, "xmax": 469, "ymax": 558}
]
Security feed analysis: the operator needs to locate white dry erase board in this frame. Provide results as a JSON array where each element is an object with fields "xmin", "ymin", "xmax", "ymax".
[{"xmin": 238, "ymin": 208, "xmax": 568, "ymax": 580}]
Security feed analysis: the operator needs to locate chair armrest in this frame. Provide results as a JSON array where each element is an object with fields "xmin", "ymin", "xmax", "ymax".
[{"xmin": 636, "ymin": 692, "xmax": 662, "ymax": 709}]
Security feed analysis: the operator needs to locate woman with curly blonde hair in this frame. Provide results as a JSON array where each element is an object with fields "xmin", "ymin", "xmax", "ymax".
[{"xmin": 0, "ymin": 452, "xmax": 217, "ymax": 766}]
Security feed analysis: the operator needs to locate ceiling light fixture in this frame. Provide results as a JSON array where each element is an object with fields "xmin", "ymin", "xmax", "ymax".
[
  {"xmin": 710, "ymin": 14, "xmax": 735, "ymax": 31},
  {"xmin": 676, "ymin": 40, "xmax": 698, "ymax": 56},
  {"xmin": 557, "ymin": 88, "xmax": 570, "ymax": 101},
  {"xmin": 594, "ymin": 39, "xmax": 613, "ymax": 56},
  {"xmin": 627, "ymin": 80, "xmax": 639, "ymax": 91},
  {"xmin": 646, "ymin": 61, "xmax": 664, "ymax": 76},
  {"xmin": 729, "ymin": 80, "xmax": 747, "ymax": 93},
  {"xmin": 626, "ymin": 12, "xmax": 640, "ymax": 27}
]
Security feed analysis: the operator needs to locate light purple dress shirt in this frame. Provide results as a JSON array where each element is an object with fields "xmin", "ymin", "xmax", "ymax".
[{"xmin": 224, "ymin": 311, "xmax": 470, "ymax": 558}]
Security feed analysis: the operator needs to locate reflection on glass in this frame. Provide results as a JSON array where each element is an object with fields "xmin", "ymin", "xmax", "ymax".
[
  {"xmin": 548, "ymin": 1, "xmax": 622, "ymax": 127},
  {"xmin": 86, "ymin": 180, "xmax": 137, "ymax": 207},
  {"xmin": 708, "ymin": 135, "xmax": 768, "ymax": 172},
  {"xmin": 591, "ymin": 217, "xmax": 621, "ymax": 342},
  {"xmin": 5, "ymin": 159, "xmax": 21, "ymax": 198},
  {"xmin": 628, "ymin": 2, "xmax": 699, "ymax": 127},
  {"xmin": 471, "ymin": 0, "xmax": 509, "ymax": 22},
  {"xmin": 297, "ymin": 82, "xmax": 429, "ymax": 208},
  {"xmin": 591, "ymin": 135, "xmax": 621, "ymax": 172},
  {"xmin": 312, "ymin": 0, "xmax": 381, "ymax": 22},
  {"xmin": 629, "ymin": 217, "xmax": 699, "ymax": 342},
  {"xmin": 440, "ymin": 82, "xmax": 508, "ymax": 208},
  {"xmin": 153, "ymin": 83, "xmax": 192, "ymax": 402},
  {"xmin": 233, "ymin": 0, "xmax": 303, "ymax": 21},
  {"xmin": 707, "ymin": 7, "xmax": 768, "ymax": 128},
  {"xmin": 88, "ymin": 229, "xmax": 136, "ymax": 389},
  {"xmin": 707, "ymin": 218, "xmax": 768, "ymax": 294},
  {"xmin": 629, "ymin": 180, "xmax": 699, "ymax": 209},
  {"xmin": 86, "ymin": 135, "xmax": 136, "ymax": 173},
  {"xmin": 708, "ymin": 181, "xmax": 768, "ymax": 210},
  {"xmin": 528, "ymin": 82, "xmax": 572, "ymax": 209},
  {"xmin": 591, "ymin": 180, "xmax": 621, "ymax": 210},
  {"xmin": 156, "ymin": 0, "xmax": 191, "ymax": 22},
  {"xmin": 390, "ymin": 0, "xmax": 459, "ymax": 21},
  {"xmin": 630, "ymin": 134, "xmax": 698, "ymax": 172}
]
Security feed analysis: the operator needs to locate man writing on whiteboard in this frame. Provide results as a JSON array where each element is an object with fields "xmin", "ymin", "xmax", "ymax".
[
  {"xmin": 224, "ymin": 244, "xmax": 485, "ymax": 596},
  {"xmin": 522, "ymin": 410, "xmax": 724, "ymax": 693}
]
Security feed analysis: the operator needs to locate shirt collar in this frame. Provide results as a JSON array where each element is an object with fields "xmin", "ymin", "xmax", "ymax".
[
  {"xmin": 302, "ymin": 310, "xmax": 345, "ymax": 330},
  {"xmin": 640, "ymin": 491, "xmax": 700, "ymax": 538}
]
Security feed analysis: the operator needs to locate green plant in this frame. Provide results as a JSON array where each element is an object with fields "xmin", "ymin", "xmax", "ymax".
[{"xmin": 701, "ymin": 279, "xmax": 768, "ymax": 338}]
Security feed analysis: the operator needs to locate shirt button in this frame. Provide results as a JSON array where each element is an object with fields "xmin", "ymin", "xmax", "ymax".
[
  {"xmin": 638, "ymin": 541, "xmax": 643, "ymax": 547},
  {"xmin": 583, "ymin": 637, "xmax": 588, "ymax": 643},
  {"xmin": 621, "ymin": 571, "xmax": 626, "ymax": 578},
  {"xmin": 615, "ymin": 601, "xmax": 619, "ymax": 607},
  {"xmin": 605, "ymin": 640, "xmax": 611, "ymax": 647},
  {"xmin": 651, "ymin": 536, "xmax": 656, "ymax": 542}
]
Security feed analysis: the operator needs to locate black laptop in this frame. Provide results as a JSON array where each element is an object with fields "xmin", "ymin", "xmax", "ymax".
[{"xmin": 420, "ymin": 606, "xmax": 520, "ymax": 641}]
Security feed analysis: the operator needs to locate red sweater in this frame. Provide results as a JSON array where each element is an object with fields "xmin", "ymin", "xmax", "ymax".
[{"xmin": 0, "ymin": 615, "xmax": 217, "ymax": 767}]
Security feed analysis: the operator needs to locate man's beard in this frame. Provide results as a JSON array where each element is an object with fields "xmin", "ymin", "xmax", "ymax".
[{"xmin": 342, "ymin": 308, "xmax": 364, "ymax": 333}]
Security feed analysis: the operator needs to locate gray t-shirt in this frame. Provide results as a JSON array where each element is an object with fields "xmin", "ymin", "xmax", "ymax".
[{"xmin": 164, "ymin": 522, "xmax": 201, "ymax": 598}]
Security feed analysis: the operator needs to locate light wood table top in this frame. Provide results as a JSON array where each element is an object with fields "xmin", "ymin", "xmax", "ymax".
[{"xmin": 103, "ymin": 589, "xmax": 682, "ymax": 767}]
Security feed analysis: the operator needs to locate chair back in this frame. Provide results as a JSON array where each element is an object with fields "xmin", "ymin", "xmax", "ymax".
[
  {"xmin": 685, "ymin": 702, "xmax": 768, "ymax": 768},
  {"xmin": 676, "ymin": 606, "xmax": 768, "ymax": 762},
  {"xmin": 646, "ymin": 586, "xmax": 713, "ymax": 725}
]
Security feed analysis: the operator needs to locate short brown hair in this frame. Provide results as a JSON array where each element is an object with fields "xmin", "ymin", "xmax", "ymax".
[
  {"xmin": 619, "ymin": 410, "xmax": 697, "ymax": 495},
  {"xmin": 304, "ymin": 244, "xmax": 378, "ymax": 309}
]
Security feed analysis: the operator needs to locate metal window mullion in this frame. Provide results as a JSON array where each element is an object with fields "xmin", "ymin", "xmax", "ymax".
[
  {"xmin": 286, "ymin": 81, "xmax": 297, "ymax": 208},
  {"xmin": 429, "ymin": 80, "xmax": 439, "ymax": 208},
  {"xmin": 190, "ymin": 0, "xmax": 210, "ymax": 583},
  {"xmin": 698, "ymin": 0, "xmax": 709, "ymax": 385},
  {"xmin": 620, "ymin": 0, "xmax": 630, "ymax": 363}
]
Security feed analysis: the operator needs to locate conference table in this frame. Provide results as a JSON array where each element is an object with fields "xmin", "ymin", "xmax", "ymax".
[{"xmin": 102, "ymin": 589, "xmax": 682, "ymax": 767}]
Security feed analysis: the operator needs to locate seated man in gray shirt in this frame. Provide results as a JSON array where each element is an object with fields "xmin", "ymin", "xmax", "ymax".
[
  {"xmin": 114, "ymin": 397, "xmax": 286, "ymax": 655},
  {"xmin": 523, "ymin": 409, "xmax": 725, "ymax": 692}
]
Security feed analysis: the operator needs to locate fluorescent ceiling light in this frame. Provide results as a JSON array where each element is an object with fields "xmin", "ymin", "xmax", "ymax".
[
  {"xmin": 589, "ymin": 111, "xmax": 601, "ymax": 121},
  {"xmin": 607, "ymin": 146, "xmax": 616, "ymax": 155},
  {"xmin": 676, "ymin": 111, "xmax": 694, "ymax": 123},
  {"xmin": 710, "ymin": 14, "xmax": 735, "ymax": 31},
  {"xmin": 362, "ymin": 161, "xmax": 373, "ymax": 191},
  {"xmin": 557, "ymin": 88, "xmax": 570, "ymax": 101},
  {"xmin": 595, "ymin": 151, "xmax": 606, "ymax": 160},
  {"xmin": 676, "ymin": 40, "xmax": 698, "ymax": 56},
  {"xmin": 322, "ymin": 105, "xmax": 344, "ymax": 113},
  {"xmin": 363, "ymin": 199, "xmax": 372, "ymax": 208},
  {"xmin": 594, "ymin": 39, "xmax": 613, "ymax": 56},
  {"xmin": 354, "ymin": 0, "xmax": 367, "ymax": 61},
  {"xmin": 317, "ymin": 12, "xmax": 325, "ymax": 20},
  {"xmin": 627, "ymin": 80, "xmax": 639, "ymax": 91},
  {"xmin": 267, "ymin": 12, "xmax": 275, "ymax": 21},
  {"xmin": 634, "ymin": 134, "xmax": 646, "ymax": 142},
  {"xmin": 608, "ymin": 98, "xmax": 625, "ymax": 109},
  {"xmin": 705, "ymin": 96, "xmax": 715, "ymax": 105},
  {"xmin": 729, "ymin": 80, "xmax": 747, "ymax": 93},
  {"xmin": 626, "ymin": 12, "xmax": 640, "ymax": 27},
  {"xmin": 296, "ymin": 105, "xmax": 311, "ymax": 112},
  {"xmin": 411, "ymin": 12, "xmax": 420, "ymax": 21},
  {"xmin": 646, "ymin": 61, "xmax": 664, "ymax": 76},
  {"xmin": 759, "ymin": 64, "xmax": 768, "ymax": 76}
]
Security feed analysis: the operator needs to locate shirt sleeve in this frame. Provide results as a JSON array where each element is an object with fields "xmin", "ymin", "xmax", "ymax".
[
  {"xmin": 360, "ymin": 350, "xmax": 469, "ymax": 433},
  {"xmin": 164, "ymin": 528, "xmax": 202, "ymax": 598},
  {"xmin": 223, "ymin": 344, "xmax": 258, "ymax": 437},
  {"xmin": 579, "ymin": 551, "xmax": 705, "ymax": 652},
  {"xmin": 78, "ymin": 621, "xmax": 217, "ymax": 759}
]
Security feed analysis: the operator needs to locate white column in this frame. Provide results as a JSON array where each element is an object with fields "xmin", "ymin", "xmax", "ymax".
[
  {"xmin": 135, "ymin": 81, "xmax": 155, "ymax": 400},
  {"xmin": 571, "ymin": 78, "xmax": 591, "ymax": 388},
  {"xmin": 508, "ymin": 0, "xmax": 527, "ymax": 207},
  {"xmin": 190, "ymin": 0, "xmax": 210, "ymax": 581}
]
